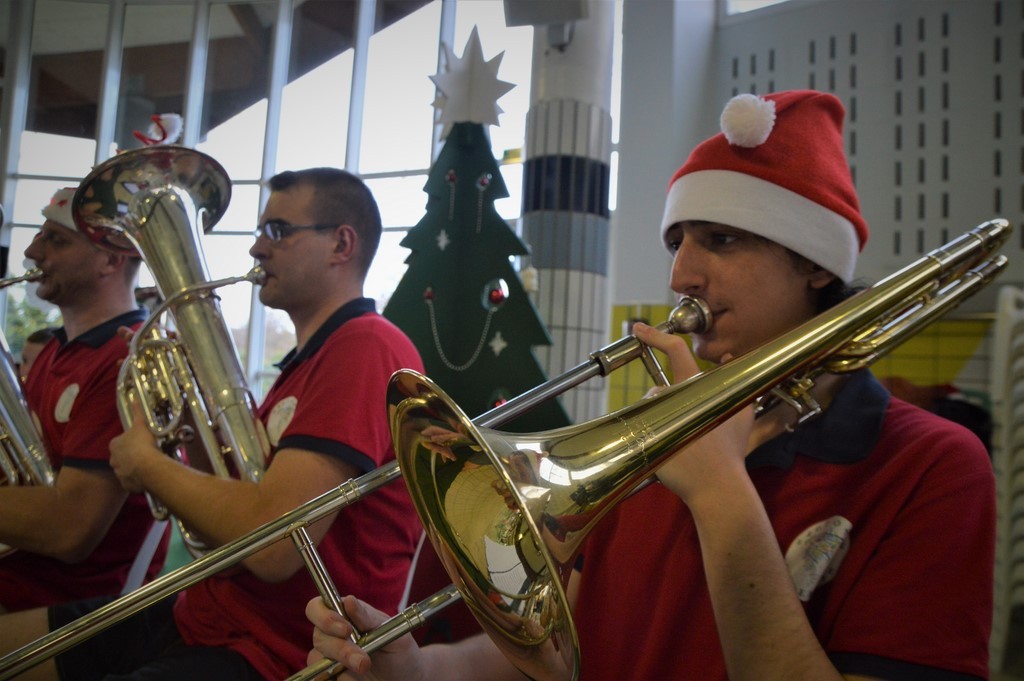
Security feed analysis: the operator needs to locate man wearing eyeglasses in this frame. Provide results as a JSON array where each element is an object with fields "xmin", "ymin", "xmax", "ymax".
[{"xmin": 0, "ymin": 169, "xmax": 424, "ymax": 681}]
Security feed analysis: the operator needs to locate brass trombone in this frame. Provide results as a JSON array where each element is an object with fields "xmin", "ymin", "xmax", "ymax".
[
  {"xmin": 294, "ymin": 218, "xmax": 1012, "ymax": 681},
  {"xmin": 0, "ymin": 220, "xmax": 1010, "ymax": 680}
]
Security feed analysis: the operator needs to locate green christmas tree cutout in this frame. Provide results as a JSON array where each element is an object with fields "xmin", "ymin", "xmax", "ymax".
[{"xmin": 384, "ymin": 28, "xmax": 570, "ymax": 432}]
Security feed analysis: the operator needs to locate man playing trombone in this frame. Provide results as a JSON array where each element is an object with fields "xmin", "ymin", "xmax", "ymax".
[
  {"xmin": 0, "ymin": 188, "xmax": 168, "ymax": 612},
  {"xmin": 0, "ymin": 169, "xmax": 424, "ymax": 680},
  {"xmin": 307, "ymin": 91, "xmax": 996, "ymax": 680}
]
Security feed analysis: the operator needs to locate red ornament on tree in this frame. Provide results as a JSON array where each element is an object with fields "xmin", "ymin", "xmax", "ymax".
[{"xmin": 483, "ymin": 278, "xmax": 508, "ymax": 309}]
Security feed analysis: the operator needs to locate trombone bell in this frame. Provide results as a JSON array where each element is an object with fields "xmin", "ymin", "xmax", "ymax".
[{"xmin": 389, "ymin": 371, "xmax": 578, "ymax": 681}]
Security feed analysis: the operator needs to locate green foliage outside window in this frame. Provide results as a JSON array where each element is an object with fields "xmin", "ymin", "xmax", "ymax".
[{"xmin": 3, "ymin": 297, "xmax": 62, "ymax": 358}]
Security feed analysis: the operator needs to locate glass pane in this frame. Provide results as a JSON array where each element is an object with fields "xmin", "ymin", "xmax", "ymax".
[
  {"xmin": 114, "ymin": 3, "xmax": 194, "ymax": 152},
  {"xmin": 360, "ymin": 2, "xmax": 442, "ymax": 173},
  {"xmin": 214, "ymin": 182, "xmax": 262, "ymax": 234},
  {"xmin": 199, "ymin": 232, "xmax": 256, "ymax": 359},
  {"xmin": 276, "ymin": 0, "xmax": 358, "ymax": 172},
  {"xmin": 198, "ymin": 99, "xmax": 268, "ymax": 183},
  {"xmin": 366, "ymin": 229, "xmax": 410, "ymax": 311},
  {"xmin": 17, "ymin": 131, "xmax": 95, "ymax": 177},
  {"xmin": 27, "ymin": 1, "xmax": 109, "ymax": 140},
  {"xmin": 201, "ymin": 232, "xmax": 256, "ymax": 282},
  {"xmin": 278, "ymin": 53, "xmax": 353, "ymax": 172},
  {"xmin": 288, "ymin": 0, "xmax": 359, "ymax": 84},
  {"xmin": 495, "ymin": 161, "xmax": 522, "ymax": 220},
  {"xmin": 453, "ymin": 2, "xmax": 533, "ymax": 163},
  {"xmin": 364, "ymin": 173, "xmax": 429, "ymax": 228},
  {"xmin": 196, "ymin": 2, "xmax": 275, "ymax": 182},
  {"xmin": 261, "ymin": 306, "xmax": 295, "ymax": 370}
]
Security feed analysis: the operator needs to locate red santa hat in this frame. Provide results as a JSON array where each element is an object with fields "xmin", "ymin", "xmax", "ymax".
[
  {"xmin": 41, "ymin": 186, "xmax": 77, "ymax": 232},
  {"xmin": 660, "ymin": 90, "xmax": 868, "ymax": 282}
]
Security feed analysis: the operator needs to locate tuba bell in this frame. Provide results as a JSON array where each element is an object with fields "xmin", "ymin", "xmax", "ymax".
[
  {"xmin": 71, "ymin": 145, "xmax": 271, "ymax": 556},
  {"xmin": 0, "ymin": 269, "xmax": 55, "ymax": 557}
]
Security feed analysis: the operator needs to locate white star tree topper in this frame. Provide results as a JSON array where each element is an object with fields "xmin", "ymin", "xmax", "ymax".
[{"xmin": 431, "ymin": 26, "xmax": 516, "ymax": 139}]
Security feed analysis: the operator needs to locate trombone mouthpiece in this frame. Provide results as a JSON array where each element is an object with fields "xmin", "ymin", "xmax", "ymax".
[{"xmin": 666, "ymin": 296, "xmax": 712, "ymax": 335}]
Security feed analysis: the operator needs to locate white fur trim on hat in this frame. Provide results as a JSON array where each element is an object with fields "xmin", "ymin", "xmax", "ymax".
[
  {"xmin": 660, "ymin": 170, "xmax": 860, "ymax": 282},
  {"xmin": 41, "ymin": 187, "xmax": 77, "ymax": 232}
]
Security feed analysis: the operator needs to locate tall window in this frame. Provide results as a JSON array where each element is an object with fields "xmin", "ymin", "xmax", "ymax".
[{"xmin": 0, "ymin": 0, "xmax": 618, "ymax": 394}]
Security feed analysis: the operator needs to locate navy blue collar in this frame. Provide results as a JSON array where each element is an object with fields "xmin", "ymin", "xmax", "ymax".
[
  {"xmin": 746, "ymin": 370, "xmax": 889, "ymax": 470},
  {"xmin": 274, "ymin": 297, "xmax": 376, "ymax": 371},
  {"xmin": 55, "ymin": 308, "xmax": 148, "ymax": 349}
]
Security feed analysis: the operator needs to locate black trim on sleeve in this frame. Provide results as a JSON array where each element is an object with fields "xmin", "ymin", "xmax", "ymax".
[
  {"xmin": 277, "ymin": 434, "xmax": 376, "ymax": 475},
  {"xmin": 830, "ymin": 652, "xmax": 984, "ymax": 681}
]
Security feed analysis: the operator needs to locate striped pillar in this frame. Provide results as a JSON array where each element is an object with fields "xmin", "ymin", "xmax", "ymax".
[{"xmin": 520, "ymin": 1, "xmax": 614, "ymax": 424}]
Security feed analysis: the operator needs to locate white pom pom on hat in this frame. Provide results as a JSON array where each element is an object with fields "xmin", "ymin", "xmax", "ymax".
[
  {"xmin": 720, "ymin": 93, "xmax": 776, "ymax": 147},
  {"xmin": 40, "ymin": 187, "xmax": 77, "ymax": 232},
  {"xmin": 660, "ymin": 90, "xmax": 868, "ymax": 283}
]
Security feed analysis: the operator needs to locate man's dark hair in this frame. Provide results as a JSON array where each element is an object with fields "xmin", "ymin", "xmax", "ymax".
[
  {"xmin": 815, "ymin": 277, "xmax": 866, "ymax": 312},
  {"xmin": 268, "ymin": 168, "xmax": 382, "ymax": 276},
  {"xmin": 781, "ymin": 246, "xmax": 866, "ymax": 312}
]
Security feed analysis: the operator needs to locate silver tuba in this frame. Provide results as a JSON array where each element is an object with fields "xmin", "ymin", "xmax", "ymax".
[
  {"xmin": 0, "ymin": 269, "xmax": 55, "ymax": 557},
  {"xmin": 71, "ymin": 145, "xmax": 270, "ymax": 556}
]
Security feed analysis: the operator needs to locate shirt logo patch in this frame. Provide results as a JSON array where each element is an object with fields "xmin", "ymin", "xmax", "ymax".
[
  {"xmin": 784, "ymin": 515, "xmax": 851, "ymax": 602},
  {"xmin": 54, "ymin": 384, "xmax": 80, "ymax": 423},
  {"xmin": 267, "ymin": 396, "xmax": 298, "ymax": 447}
]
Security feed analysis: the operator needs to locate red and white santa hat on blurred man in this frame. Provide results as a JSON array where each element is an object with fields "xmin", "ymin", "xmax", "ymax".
[
  {"xmin": 660, "ymin": 89, "xmax": 868, "ymax": 283},
  {"xmin": 41, "ymin": 187, "xmax": 77, "ymax": 232}
]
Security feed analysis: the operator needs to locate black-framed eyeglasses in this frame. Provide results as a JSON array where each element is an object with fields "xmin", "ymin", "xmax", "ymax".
[{"xmin": 255, "ymin": 220, "xmax": 338, "ymax": 242}]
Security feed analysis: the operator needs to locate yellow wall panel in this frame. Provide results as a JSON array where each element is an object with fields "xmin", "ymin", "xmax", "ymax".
[{"xmin": 608, "ymin": 306, "xmax": 993, "ymax": 412}]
